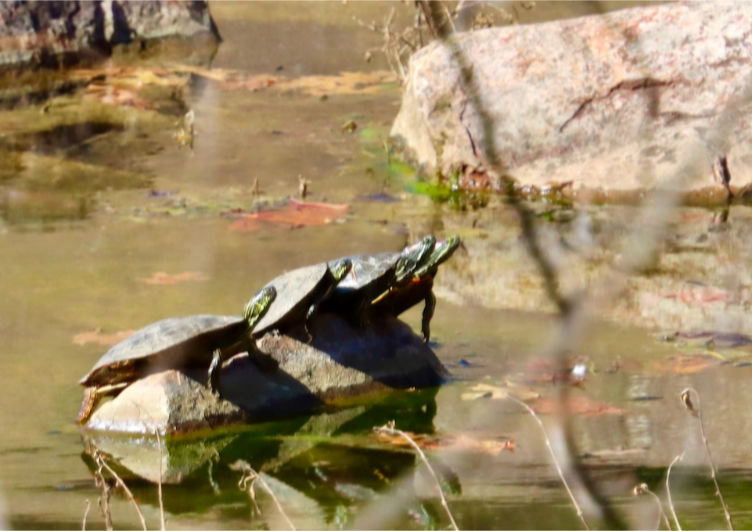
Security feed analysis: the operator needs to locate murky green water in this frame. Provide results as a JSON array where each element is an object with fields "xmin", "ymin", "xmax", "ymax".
[{"xmin": 3, "ymin": 2, "xmax": 752, "ymax": 529}]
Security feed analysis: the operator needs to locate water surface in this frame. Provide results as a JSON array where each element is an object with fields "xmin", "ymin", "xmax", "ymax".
[{"xmin": 2, "ymin": 2, "xmax": 752, "ymax": 529}]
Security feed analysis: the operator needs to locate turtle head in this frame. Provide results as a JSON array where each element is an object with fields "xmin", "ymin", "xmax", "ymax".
[
  {"xmin": 329, "ymin": 258, "xmax": 353, "ymax": 283},
  {"xmin": 243, "ymin": 286, "xmax": 277, "ymax": 328},
  {"xmin": 415, "ymin": 235, "xmax": 460, "ymax": 277},
  {"xmin": 395, "ymin": 235, "xmax": 436, "ymax": 282},
  {"xmin": 432, "ymin": 235, "xmax": 460, "ymax": 265}
]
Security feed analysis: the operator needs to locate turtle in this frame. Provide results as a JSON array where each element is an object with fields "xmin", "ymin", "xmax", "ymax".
[
  {"xmin": 252, "ymin": 258, "xmax": 352, "ymax": 338},
  {"xmin": 319, "ymin": 235, "xmax": 438, "ymax": 322},
  {"xmin": 372, "ymin": 235, "xmax": 460, "ymax": 342},
  {"xmin": 75, "ymin": 286, "xmax": 276, "ymax": 425}
]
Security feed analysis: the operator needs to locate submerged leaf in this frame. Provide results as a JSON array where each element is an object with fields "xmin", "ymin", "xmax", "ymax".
[
  {"xmin": 73, "ymin": 329, "xmax": 135, "ymax": 346},
  {"xmin": 136, "ymin": 271, "xmax": 210, "ymax": 285},
  {"xmin": 531, "ymin": 395, "xmax": 626, "ymax": 417},
  {"xmin": 373, "ymin": 429, "xmax": 514, "ymax": 456},
  {"xmin": 229, "ymin": 200, "xmax": 349, "ymax": 231},
  {"xmin": 651, "ymin": 354, "xmax": 724, "ymax": 375},
  {"xmin": 461, "ymin": 382, "xmax": 540, "ymax": 402},
  {"xmin": 661, "ymin": 285, "xmax": 732, "ymax": 306}
]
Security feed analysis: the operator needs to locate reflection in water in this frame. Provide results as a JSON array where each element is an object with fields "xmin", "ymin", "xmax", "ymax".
[
  {"xmin": 80, "ymin": 390, "xmax": 446, "ymax": 527},
  {"xmin": 625, "ymin": 374, "xmax": 657, "ymax": 450}
]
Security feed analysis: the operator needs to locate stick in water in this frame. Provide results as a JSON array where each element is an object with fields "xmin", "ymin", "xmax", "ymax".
[
  {"xmin": 666, "ymin": 452, "xmax": 685, "ymax": 531},
  {"xmin": 505, "ymin": 395, "xmax": 590, "ymax": 530},
  {"xmin": 374, "ymin": 421, "xmax": 459, "ymax": 531},
  {"xmin": 94, "ymin": 451, "xmax": 147, "ymax": 531},
  {"xmin": 230, "ymin": 460, "xmax": 296, "ymax": 530},
  {"xmin": 155, "ymin": 429, "xmax": 166, "ymax": 531},
  {"xmin": 680, "ymin": 388, "xmax": 733, "ymax": 530},
  {"xmin": 633, "ymin": 482, "xmax": 671, "ymax": 530}
]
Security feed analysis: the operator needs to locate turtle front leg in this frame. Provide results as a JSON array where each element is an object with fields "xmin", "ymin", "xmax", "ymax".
[
  {"xmin": 75, "ymin": 383, "xmax": 128, "ymax": 424},
  {"xmin": 303, "ymin": 303, "xmax": 317, "ymax": 343},
  {"xmin": 76, "ymin": 387, "xmax": 102, "ymax": 425},
  {"xmin": 421, "ymin": 291, "xmax": 436, "ymax": 343},
  {"xmin": 207, "ymin": 348, "xmax": 223, "ymax": 396}
]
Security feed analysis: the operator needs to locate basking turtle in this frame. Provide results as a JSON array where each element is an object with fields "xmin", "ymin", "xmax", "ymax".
[
  {"xmin": 253, "ymin": 258, "xmax": 352, "ymax": 338},
  {"xmin": 320, "ymin": 235, "xmax": 437, "ymax": 321},
  {"xmin": 76, "ymin": 286, "xmax": 276, "ymax": 425},
  {"xmin": 394, "ymin": 235, "xmax": 437, "ymax": 283},
  {"xmin": 372, "ymin": 235, "xmax": 460, "ymax": 342}
]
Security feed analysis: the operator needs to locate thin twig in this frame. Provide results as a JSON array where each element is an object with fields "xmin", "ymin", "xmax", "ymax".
[
  {"xmin": 633, "ymin": 483, "xmax": 671, "ymax": 530},
  {"xmin": 155, "ymin": 430, "xmax": 166, "ymax": 531},
  {"xmin": 666, "ymin": 452, "xmax": 685, "ymax": 531},
  {"xmin": 374, "ymin": 422, "xmax": 459, "ymax": 531},
  {"xmin": 95, "ymin": 451, "xmax": 148, "ymax": 531},
  {"xmin": 239, "ymin": 471, "xmax": 262, "ymax": 516},
  {"xmin": 82, "ymin": 499, "xmax": 90, "ymax": 531},
  {"xmin": 231, "ymin": 460, "xmax": 296, "ymax": 530},
  {"xmin": 680, "ymin": 388, "xmax": 733, "ymax": 530},
  {"xmin": 93, "ymin": 459, "xmax": 113, "ymax": 531},
  {"xmin": 505, "ymin": 395, "xmax": 590, "ymax": 530}
]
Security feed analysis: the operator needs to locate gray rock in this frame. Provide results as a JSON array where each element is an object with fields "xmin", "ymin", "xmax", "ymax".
[
  {"xmin": 0, "ymin": 1, "xmax": 219, "ymax": 70},
  {"xmin": 392, "ymin": 3, "xmax": 752, "ymax": 196},
  {"xmin": 84, "ymin": 312, "xmax": 448, "ymax": 434}
]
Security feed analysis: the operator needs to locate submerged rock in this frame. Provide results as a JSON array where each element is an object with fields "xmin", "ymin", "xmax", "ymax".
[
  {"xmin": 84, "ymin": 312, "xmax": 447, "ymax": 434},
  {"xmin": 392, "ymin": 3, "xmax": 752, "ymax": 197}
]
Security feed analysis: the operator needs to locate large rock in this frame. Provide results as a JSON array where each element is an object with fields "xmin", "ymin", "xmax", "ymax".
[
  {"xmin": 0, "ymin": 1, "xmax": 219, "ymax": 70},
  {"xmin": 84, "ymin": 312, "xmax": 447, "ymax": 434},
  {"xmin": 392, "ymin": 3, "xmax": 752, "ymax": 196}
]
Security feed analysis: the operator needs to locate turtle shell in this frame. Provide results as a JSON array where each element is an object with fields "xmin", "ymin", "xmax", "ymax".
[
  {"xmin": 253, "ymin": 262, "xmax": 333, "ymax": 335},
  {"xmin": 327, "ymin": 251, "xmax": 400, "ymax": 298},
  {"xmin": 79, "ymin": 314, "xmax": 246, "ymax": 387}
]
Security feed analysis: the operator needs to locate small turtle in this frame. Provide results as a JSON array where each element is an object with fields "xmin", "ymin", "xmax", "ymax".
[
  {"xmin": 320, "ymin": 235, "xmax": 437, "ymax": 322},
  {"xmin": 372, "ymin": 235, "xmax": 460, "ymax": 342},
  {"xmin": 253, "ymin": 258, "xmax": 352, "ymax": 338},
  {"xmin": 76, "ymin": 286, "xmax": 276, "ymax": 425}
]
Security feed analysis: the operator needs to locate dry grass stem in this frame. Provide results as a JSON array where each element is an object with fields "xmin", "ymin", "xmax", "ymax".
[
  {"xmin": 505, "ymin": 395, "xmax": 590, "ymax": 530},
  {"xmin": 666, "ymin": 452, "xmax": 685, "ymax": 531},
  {"xmin": 680, "ymin": 388, "xmax": 733, "ymax": 530},
  {"xmin": 94, "ymin": 459, "xmax": 114, "ymax": 531},
  {"xmin": 633, "ymin": 482, "xmax": 671, "ymax": 530},
  {"xmin": 82, "ymin": 499, "xmax": 90, "ymax": 531},
  {"xmin": 231, "ymin": 460, "xmax": 296, "ymax": 530},
  {"xmin": 374, "ymin": 422, "xmax": 459, "ymax": 531},
  {"xmin": 94, "ymin": 451, "xmax": 147, "ymax": 531},
  {"xmin": 155, "ymin": 430, "xmax": 166, "ymax": 531}
]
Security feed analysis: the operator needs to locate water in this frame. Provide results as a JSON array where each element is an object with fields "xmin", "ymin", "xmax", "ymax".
[{"xmin": 3, "ymin": 2, "xmax": 752, "ymax": 529}]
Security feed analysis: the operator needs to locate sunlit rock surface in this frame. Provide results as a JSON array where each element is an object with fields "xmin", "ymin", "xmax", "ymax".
[
  {"xmin": 0, "ymin": 1, "xmax": 219, "ymax": 70},
  {"xmin": 84, "ymin": 313, "xmax": 447, "ymax": 434},
  {"xmin": 392, "ymin": 3, "xmax": 752, "ymax": 194}
]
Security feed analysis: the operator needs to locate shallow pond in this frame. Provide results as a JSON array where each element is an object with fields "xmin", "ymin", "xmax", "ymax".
[{"xmin": 3, "ymin": 2, "xmax": 752, "ymax": 529}]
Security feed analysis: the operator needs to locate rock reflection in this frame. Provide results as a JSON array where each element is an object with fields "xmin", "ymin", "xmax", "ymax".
[{"xmin": 80, "ymin": 389, "xmax": 447, "ymax": 526}]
